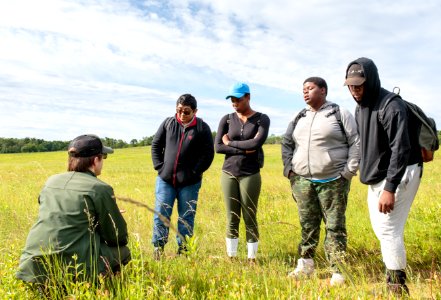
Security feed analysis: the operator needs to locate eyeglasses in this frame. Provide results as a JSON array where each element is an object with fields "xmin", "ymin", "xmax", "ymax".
[
  {"xmin": 176, "ymin": 109, "xmax": 193, "ymax": 116},
  {"xmin": 102, "ymin": 153, "xmax": 107, "ymax": 159}
]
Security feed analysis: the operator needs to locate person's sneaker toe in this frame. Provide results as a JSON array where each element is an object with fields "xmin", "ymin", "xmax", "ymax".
[{"xmin": 330, "ymin": 273, "xmax": 345, "ymax": 286}]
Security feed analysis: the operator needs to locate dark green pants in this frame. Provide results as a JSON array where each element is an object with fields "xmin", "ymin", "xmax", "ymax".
[
  {"xmin": 221, "ymin": 171, "xmax": 261, "ymax": 243},
  {"xmin": 102, "ymin": 244, "xmax": 131, "ymax": 274},
  {"xmin": 290, "ymin": 175, "xmax": 349, "ymax": 271}
]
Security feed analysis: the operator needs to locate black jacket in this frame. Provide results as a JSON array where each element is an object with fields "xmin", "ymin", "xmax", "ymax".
[
  {"xmin": 151, "ymin": 116, "xmax": 214, "ymax": 187},
  {"xmin": 346, "ymin": 57, "xmax": 422, "ymax": 192},
  {"xmin": 215, "ymin": 112, "xmax": 270, "ymax": 177}
]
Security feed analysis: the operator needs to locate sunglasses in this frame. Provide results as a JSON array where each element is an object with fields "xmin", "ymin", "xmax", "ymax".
[
  {"xmin": 102, "ymin": 153, "xmax": 107, "ymax": 159},
  {"xmin": 176, "ymin": 109, "xmax": 193, "ymax": 116}
]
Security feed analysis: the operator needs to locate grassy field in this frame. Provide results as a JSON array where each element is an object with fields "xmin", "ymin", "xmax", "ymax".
[{"xmin": 0, "ymin": 144, "xmax": 440, "ymax": 299}]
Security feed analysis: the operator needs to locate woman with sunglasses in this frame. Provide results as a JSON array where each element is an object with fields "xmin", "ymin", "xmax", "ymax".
[
  {"xmin": 215, "ymin": 82, "xmax": 270, "ymax": 263},
  {"xmin": 151, "ymin": 94, "xmax": 214, "ymax": 259}
]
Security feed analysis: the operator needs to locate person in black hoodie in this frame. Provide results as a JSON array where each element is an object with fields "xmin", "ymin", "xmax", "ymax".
[
  {"xmin": 151, "ymin": 94, "xmax": 214, "ymax": 259},
  {"xmin": 344, "ymin": 57, "xmax": 422, "ymax": 295}
]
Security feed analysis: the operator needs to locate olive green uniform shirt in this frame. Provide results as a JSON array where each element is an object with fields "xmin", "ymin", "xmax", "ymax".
[{"xmin": 16, "ymin": 171, "xmax": 128, "ymax": 283}]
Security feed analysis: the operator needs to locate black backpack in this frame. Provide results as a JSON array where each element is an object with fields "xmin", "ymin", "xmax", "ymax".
[{"xmin": 378, "ymin": 87, "xmax": 439, "ymax": 162}]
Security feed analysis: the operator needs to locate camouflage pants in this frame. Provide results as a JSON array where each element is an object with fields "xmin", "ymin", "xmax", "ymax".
[{"xmin": 290, "ymin": 175, "xmax": 350, "ymax": 271}]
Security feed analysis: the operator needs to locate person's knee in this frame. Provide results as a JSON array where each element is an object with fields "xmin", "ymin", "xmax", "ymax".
[
  {"xmin": 120, "ymin": 246, "xmax": 131, "ymax": 265},
  {"xmin": 110, "ymin": 246, "xmax": 131, "ymax": 273}
]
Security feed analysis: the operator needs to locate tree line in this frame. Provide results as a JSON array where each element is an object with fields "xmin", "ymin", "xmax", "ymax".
[
  {"xmin": 0, "ymin": 136, "xmax": 152, "ymax": 154},
  {"xmin": 0, "ymin": 134, "xmax": 282, "ymax": 154},
  {"xmin": 2, "ymin": 131, "xmax": 439, "ymax": 154}
]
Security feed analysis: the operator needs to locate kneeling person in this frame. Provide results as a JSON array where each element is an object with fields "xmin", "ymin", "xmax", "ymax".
[{"xmin": 16, "ymin": 134, "xmax": 131, "ymax": 286}]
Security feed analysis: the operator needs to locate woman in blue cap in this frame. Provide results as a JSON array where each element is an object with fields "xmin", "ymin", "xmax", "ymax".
[{"xmin": 215, "ymin": 82, "xmax": 270, "ymax": 263}]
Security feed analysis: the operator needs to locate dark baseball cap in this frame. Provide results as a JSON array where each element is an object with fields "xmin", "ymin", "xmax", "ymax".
[
  {"xmin": 68, "ymin": 134, "xmax": 114, "ymax": 157},
  {"xmin": 344, "ymin": 64, "xmax": 366, "ymax": 86}
]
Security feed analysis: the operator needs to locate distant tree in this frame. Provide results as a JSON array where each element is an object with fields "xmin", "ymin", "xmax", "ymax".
[
  {"xmin": 0, "ymin": 138, "xmax": 21, "ymax": 153},
  {"xmin": 265, "ymin": 134, "xmax": 282, "ymax": 144},
  {"xmin": 53, "ymin": 141, "xmax": 69, "ymax": 151},
  {"xmin": 116, "ymin": 139, "xmax": 127, "ymax": 148},
  {"xmin": 130, "ymin": 139, "xmax": 138, "ymax": 147},
  {"xmin": 139, "ymin": 135, "xmax": 155, "ymax": 146},
  {"xmin": 39, "ymin": 141, "xmax": 52, "ymax": 152},
  {"xmin": 102, "ymin": 137, "xmax": 116, "ymax": 148},
  {"xmin": 21, "ymin": 143, "xmax": 38, "ymax": 153}
]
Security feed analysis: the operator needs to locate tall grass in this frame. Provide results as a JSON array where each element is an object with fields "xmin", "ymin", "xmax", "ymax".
[{"xmin": 0, "ymin": 145, "xmax": 440, "ymax": 299}]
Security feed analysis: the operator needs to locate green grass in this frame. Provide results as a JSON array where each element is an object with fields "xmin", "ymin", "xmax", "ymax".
[{"xmin": 1, "ymin": 145, "xmax": 440, "ymax": 299}]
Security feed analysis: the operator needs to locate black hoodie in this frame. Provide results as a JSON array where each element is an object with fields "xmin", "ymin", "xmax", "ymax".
[
  {"xmin": 345, "ymin": 57, "xmax": 421, "ymax": 192},
  {"xmin": 151, "ymin": 116, "xmax": 214, "ymax": 187}
]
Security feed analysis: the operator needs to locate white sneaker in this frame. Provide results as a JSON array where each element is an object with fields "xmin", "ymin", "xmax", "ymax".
[
  {"xmin": 247, "ymin": 242, "xmax": 258, "ymax": 259},
  {"xmin": 288, "ymin": 258, "xmax": 314, "ymax": 278},
  {"xmin": 330, "ymin": 273, "xmax": 345, "ymax": 286},
  {"xmin": 226, "ymin": 238, "xmax": 239, "ymax": 258}
]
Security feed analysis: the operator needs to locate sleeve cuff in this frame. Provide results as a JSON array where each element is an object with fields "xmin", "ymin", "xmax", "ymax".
[
  {"xmin": 384, "ymin": 181, "xmax": 398, "ymax": 193},
  {"xmin": 340, "ymin": 171, "xmax": 351, "ymax": 180}
]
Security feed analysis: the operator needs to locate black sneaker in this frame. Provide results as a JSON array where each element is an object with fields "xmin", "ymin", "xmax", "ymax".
[
  {"xmin": 177, "ymin": 244, "xmax": 187, "ymax": 256},
  {"xmin": 387, "ymin": 283, "xmax": 409, "ymax": 295},
  {"xmin": 386, "ymin": 269, "xmax": 409, "ymax": 296}
]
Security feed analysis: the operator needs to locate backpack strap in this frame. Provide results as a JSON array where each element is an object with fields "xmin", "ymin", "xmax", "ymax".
[
  {"xmin": 378, "ymin": 93, "xmax": 400, "ymax": 125},
  {"xmin": 226, "ymin": 113, "xmax": 233, "ymax": 124},
  {"xmin": 164, "ymin": 116, "xmax": 174, "ymax": 131},
  {"xmin": 292, "ymin": 109, "xmax": 307, "ymax": 131},
  {"xmin": 256, "ymin": 112, "xmax": 262, "ymax": 125},
  {"xmin": 196, "ymin": 117, "xmax": 204, "ymax": 132},
  {"xmin": 325, "ymin": 104, "xmax": 348, "ymax": 144}
]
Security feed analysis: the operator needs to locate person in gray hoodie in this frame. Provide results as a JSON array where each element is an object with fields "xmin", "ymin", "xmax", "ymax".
[{"xmin": 282, "ymin": 77, "xmax": 359, "ymax": 286}]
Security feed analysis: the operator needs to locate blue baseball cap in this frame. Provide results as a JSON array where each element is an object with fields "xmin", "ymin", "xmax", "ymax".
[{"xmin": 225, "ymin": 82, "xmax": 250, "ymax": 99}]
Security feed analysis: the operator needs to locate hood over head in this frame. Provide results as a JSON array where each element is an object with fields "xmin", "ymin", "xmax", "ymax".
[{"xmin": 345, "ymin": 57, "xmax": 381, "ymax": 107}]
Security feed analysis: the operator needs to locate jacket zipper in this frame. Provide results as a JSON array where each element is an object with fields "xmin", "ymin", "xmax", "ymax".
[
  {"xmin": 307, "ymin": 112, "xmax": 317, "ymax": 177},
  {"xmin": 172, "ymin": 129, "xmax": 186, "ymax": 187}
]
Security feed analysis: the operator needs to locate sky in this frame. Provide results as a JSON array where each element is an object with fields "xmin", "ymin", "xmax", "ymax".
[{"xmin": 1, "ymin": 0, "xmax": 440, "ymax": 142}]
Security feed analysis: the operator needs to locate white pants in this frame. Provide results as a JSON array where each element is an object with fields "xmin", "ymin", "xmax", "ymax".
[{"xmin": 367, "ymin": 164, "xmax": 421, "ymax": 270}]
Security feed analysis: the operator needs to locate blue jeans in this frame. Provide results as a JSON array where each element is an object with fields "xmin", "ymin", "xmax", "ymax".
[{"xmin": 152, "ymin": 176, "xmax": 202, "ymax": 248}]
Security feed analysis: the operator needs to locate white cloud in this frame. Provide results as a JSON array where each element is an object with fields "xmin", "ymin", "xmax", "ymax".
[{"xmin": 0, "ymin": 0, "xmax": 440, "ymax": 141}]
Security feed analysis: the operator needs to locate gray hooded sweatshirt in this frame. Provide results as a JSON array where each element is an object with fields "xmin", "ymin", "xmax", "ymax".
[{"xmin": 282, "ymin": 101, "xmax": 360, "ymax": 181}]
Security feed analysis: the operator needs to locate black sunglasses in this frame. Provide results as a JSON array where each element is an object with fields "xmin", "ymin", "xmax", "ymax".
[{"xmin": 176, "ymin": 109, "xmax": 193, "ymax": 116}]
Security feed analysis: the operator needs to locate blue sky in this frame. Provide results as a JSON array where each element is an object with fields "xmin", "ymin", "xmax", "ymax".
[{"xmin": 1, "ymin": 0, "xmax": 440, "ymax": 141}]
